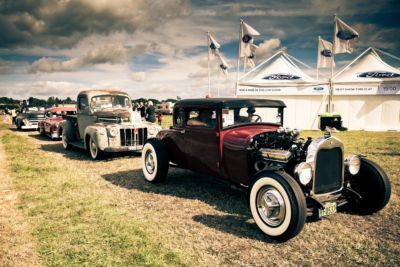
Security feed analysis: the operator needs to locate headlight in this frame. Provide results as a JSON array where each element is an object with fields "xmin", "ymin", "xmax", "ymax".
[
  {"xmin": 97, "ymin": 127, "xmax": 106, "ymax": 135},
  {"xmin": 295, "ymin": 162, "xmax": 313, "ymax": 185},
  {"xmin": 23, "ymin": 118, "xmax": 29, "ymax": 125},
  {"xmin": 345, "ymin": 155, "xmax": 361, "ymax": 175},
  {"xmin": 109, "ymin": 127, "xmax": 119, "ymax": 137},
  {"xmin": 148, "ymin": 127, "xmax": 156, "ymax": 136}
]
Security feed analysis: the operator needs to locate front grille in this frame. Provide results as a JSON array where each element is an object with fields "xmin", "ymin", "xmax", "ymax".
[
  {"xmin": 120, "ymin": 128, "xmax": 147, "ymax": 146},
  {"xmin": 314, "ymin": 147, "xmax": 343, "ymax": 194}
]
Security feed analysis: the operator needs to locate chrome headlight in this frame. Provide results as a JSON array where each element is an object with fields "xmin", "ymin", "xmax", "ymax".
[
  {"xmin": 345, "ymin": 155, "xmax": 361, "ymax": 175},
  {"xmin": 148, "ymin": 126, "xmax": 156, "ymax": 136},
  {"xmin": 109, "ymin": 127, "xmax": 119, "ymax": 137},
  {"xmin": 295, "ymin": 162, "xmax": 313, "ymax": 185}
]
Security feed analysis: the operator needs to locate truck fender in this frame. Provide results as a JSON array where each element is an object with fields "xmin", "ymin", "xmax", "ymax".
[{"xmin": 84, "ymin": 125, "xmax": 107, "ymax": 151}]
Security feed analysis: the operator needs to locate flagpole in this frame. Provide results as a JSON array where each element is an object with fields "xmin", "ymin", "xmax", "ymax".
[
  {"xmin": 317, "ymin": 36, "xmax": 320, "ymax": 80},
  {"xmin": 207, "ymin": 31, "xmax": 211, "ymax": 97},
  {"xmin": 235, "ymin": 19, "xmax": 243, "ymax": 97},
  {"xmin": 329, "ymin": 14, "xmax": 337, "ymax": 113}
]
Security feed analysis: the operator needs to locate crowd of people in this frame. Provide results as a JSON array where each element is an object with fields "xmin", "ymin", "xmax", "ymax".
[{"xmin": 133, "ymin": 101, "xmax": 162, "ymax": 126}]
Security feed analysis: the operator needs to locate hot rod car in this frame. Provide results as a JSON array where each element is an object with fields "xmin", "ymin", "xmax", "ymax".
[
  {"xmin": 141, "ymin": 98, "xmax": 391, "ymax": 241},
  {"xmin": 38, "ymin": 106, "xmax": 76, "ymax": 140},
  {"xmin": 62, "ymin": 90, "xmax": 161, "ymax": 160}
]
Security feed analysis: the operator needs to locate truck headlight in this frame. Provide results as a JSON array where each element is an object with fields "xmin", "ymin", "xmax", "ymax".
[
  {"xmin": 109, "ymin": 127, "xmax": 119, "ymax": 137},
  {"xmin": 345, "ymin": 155, "xmax": 361, "ymax": 175},
  {"xmin": 295, "ymin": 162, "xmax": 313, "ymax": 185}
]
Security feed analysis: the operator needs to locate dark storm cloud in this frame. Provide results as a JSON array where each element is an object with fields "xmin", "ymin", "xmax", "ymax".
[{"xmin": 0, "ymin": 0, "xmax": 190, "ymax": 49}]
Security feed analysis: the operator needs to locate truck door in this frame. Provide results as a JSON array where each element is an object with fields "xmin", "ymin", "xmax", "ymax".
[{"xmin": 77, "ymin": 95, "xmax": 90, "ymax": 139}]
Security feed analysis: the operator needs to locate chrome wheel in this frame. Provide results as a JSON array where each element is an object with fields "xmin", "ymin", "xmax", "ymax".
[
  {"xmin": 145, "ymin": 150, "xmax": 155, "ymax": 174},
  {"xmin": 256, "ymin": 186, "xmax": 286, "ymax": 227}
]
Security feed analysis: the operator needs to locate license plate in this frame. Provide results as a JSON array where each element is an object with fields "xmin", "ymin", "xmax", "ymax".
[{"xmin": 318, "ymin": 202, "xmax": 337, "ymax": 218}]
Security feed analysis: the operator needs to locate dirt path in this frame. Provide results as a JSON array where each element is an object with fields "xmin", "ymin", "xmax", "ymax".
[
  {"xmin": 9, "ymin": 127, "xmax": 400, "ymax": 266},
  {"xmin": 0, "ymin": 130, "xmax": 41, "ymax": 267}
]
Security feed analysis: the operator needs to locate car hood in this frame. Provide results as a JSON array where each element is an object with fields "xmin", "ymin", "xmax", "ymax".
[{"xmin": 221, "ymin": 124, "xmax": 279, "ymax": 149}]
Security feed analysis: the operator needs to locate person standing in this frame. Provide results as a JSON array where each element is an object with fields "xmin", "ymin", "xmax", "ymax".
[
  {"xmin": 145, "ymin": 101, "xmax": 156, "ymax": 123},
  {"xmin": 139, "ymin": 101, "xmax": 146, "ymax": 119},
  {"xmin": 157, "ymin": 113, "xmax": 163, "ymax": 126}
]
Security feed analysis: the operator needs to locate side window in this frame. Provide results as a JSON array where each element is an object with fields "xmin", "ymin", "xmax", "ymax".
[
  {"xmin": 173, "ymin": 108, "xmax": 184, "ymax": 127},
  {"xmin": 78, "ymin": 96, "xmax": 88, "ymax": 111},
  {"xmin": 186, "ymin": 108, "xmax": 216, "ymax": 128}
]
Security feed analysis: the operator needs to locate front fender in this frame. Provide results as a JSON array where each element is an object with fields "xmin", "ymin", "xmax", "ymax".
[{"xmin": 84, "ymin": 125, "xmax": 108, "ymax": 150}]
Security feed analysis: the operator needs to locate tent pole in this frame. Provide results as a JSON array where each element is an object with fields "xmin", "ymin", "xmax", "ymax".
[
  {"xmin": 235, "ymin": 19, "xmax": 243, "ymax": 97},
  {"xmin": 374, "ymin": 47, "xmax": 400, "ymax": 62},
  {"xmin": 207, "ymin": 31, "xmax": 211, "ymax": 97},
  {"xmin": 329, "ymin": 14, "xmax": 337, "ymax": 113},
  {"xmin": 317, "ymin": 36, "xmax": 320, "ymax": 80}
]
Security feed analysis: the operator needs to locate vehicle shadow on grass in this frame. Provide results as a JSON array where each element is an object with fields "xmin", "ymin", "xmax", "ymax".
[
  {"xmin": 101, "ymin": 168, "xmax": 276, "ymax": 242},
  {"xmin": 40, "ymin": 142, "xmax": 140, "ymax": 162}
]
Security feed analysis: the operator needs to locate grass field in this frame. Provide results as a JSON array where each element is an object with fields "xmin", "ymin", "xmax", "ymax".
[{"xmin": 0, "ymin": 120, "xmax": 399, "ymax": 266}]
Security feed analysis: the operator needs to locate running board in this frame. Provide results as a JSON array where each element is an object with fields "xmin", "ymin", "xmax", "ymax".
[{"xmin": 70, "ymin": 140, "xmax": 85, "ymax": 149}]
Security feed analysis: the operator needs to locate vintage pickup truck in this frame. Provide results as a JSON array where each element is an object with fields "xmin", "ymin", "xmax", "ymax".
[
  {"xmin": 142, "ymin": 98, "xmax": 391, "ymax": 241},
  {"xmin": 62, "ymin": 90, "xmax": 161, "ymax": 159}
]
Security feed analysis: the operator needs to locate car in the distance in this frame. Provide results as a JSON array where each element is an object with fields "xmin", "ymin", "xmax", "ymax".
[
  {"xmin": 38, "ymin": 106, "xmax": 77, "ymax": 140},
  {"xmin": 141, "ymin": 98, "xmax": 391, "ymax": 241},
  {"xmin": 15, "ymin": 106, "xmax": 46, "ymax": 130}
]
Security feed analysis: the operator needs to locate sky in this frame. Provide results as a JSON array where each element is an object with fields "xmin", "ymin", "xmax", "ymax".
[{"xmin": 0, "ymin": 0, "xmax": 399, "ymax": 100}]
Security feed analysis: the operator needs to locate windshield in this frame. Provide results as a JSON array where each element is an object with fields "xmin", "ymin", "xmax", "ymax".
[
  {"xmin": 222, "ymin": 107, "xmax": 283, "ymax": 129},
  {"xmin": 90, "ymin": 95, "xmax": 131, "ymax": 111}
]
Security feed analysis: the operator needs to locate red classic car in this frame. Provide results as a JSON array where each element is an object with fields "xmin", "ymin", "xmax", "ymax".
[
  {"xmin": 38, "ymin": 106, "xmax": 76, "ymax": 140},
  {"xmin": 141, "ymin": 98, "xmax": 391, "ymax": 241}
]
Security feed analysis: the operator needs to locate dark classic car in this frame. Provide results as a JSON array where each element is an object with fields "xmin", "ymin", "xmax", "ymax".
[
  {"xmin": 141, "ymin": 98, "xmax": 391, "ymax": 241},
  {"xmin": 15, "ymin": 106, "xmax": 46, "ymax": 130},
  {"xmin": 38, "ymin": 106, "xmax": 77, "ymax": 140}
]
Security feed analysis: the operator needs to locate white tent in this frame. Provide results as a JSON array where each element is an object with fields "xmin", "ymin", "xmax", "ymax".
[
  {"xmin": 237, "ymin": 51, "xmax": 329, "ymax": 129},
  {"xmin": 332, "ymin": 47, "xmax": 400, "ymax": 130}
]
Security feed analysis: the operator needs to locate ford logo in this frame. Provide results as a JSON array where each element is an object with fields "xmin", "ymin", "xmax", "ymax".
[
  {"xmin": 357, "ymin": 71, "xmax": 400, "ymax": 78},
  {"xmin": 242, "ymin": 34, "xmax": 252, "ymax": 43},
  {"xmin": 313, "ymin": 87, "xmax": 324, "ymax": 91},
  {"xmin": 209, "ymin": 43, "xmax": 217, "ymax": 50},
  {"xmin": 220, "ymin": 64, "xmax": 228, "ymax": 70},
  {"xmin": 337, "ymin": 30, "xmax": 359, "ymax": 40},
  {"xmin": 263, "ymin": 74, "xmax": 300, "ymax": 80},
  {"xmin": 320, "ymin": 49, "xmax": 332, "ymax": 57}
]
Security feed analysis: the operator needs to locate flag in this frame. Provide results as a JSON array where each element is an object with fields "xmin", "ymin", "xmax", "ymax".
[
  {"xmin": 334, "ymin": 17, "xmax": 359, "ymax": 54},
  {"xmin": 208, "ymin": 34, "xmax": 221, "ymax": 57},
  {"xmin": 240, "ymin": 21, "xmax": 260, "ymax": 58},
  {"xmin": 216, "ymin": 53, "xmax": 229, "ymax": 76},
  {"xmin": 245, "ymin": 43, "xmax": 258, "ymax": 68},
  {"xmin": 318, "ymin": 38, "xmax": 335, "ymax": 68}
]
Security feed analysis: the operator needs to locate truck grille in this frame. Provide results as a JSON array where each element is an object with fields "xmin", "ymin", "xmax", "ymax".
[
  {"xmin": 314, "ymin": 147, "xmax": 343, "ymax": 194},
  {"xmin": 120, "ymin": 128, "xmax": 147, "ymax": 146}
]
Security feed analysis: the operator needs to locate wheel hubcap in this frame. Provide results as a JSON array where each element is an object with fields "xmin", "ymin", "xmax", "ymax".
[
  {"xmin": 145, "ymin": 150, "xmax": 155, "ymax": 174},
  {"xmin": 90, "ymin": 139, "xmax": 97, "ymax": 157},
  {"xmin": 257, "ymin": 186, "xmax": 286, "ymax": 227}
]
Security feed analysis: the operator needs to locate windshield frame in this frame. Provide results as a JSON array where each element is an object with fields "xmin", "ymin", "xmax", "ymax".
[{"xmin": 90, "ymin": 94, "xmax": 132, "ymax": 111}]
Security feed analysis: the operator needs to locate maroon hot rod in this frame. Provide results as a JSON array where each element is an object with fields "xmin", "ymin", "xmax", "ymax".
[
  {"xmin": 141, "ymin": 98, "xmax": 391, "ymax": 241},
  {"xmin": 38, "ymin": 106, "xmax": 76, "ymax": 140}
]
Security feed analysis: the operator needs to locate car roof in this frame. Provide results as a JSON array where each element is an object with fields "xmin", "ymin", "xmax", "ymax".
[
  {"xmin": 78, "ymin": 89, "xmax": 129, "ymax": 97},
  {"xmin": 174, "ymin": 98, "xmax": 286, "ymax": 109},
  {"xmin": 47, "ymin": 106, "xmax": 76, "ymax": 112}
]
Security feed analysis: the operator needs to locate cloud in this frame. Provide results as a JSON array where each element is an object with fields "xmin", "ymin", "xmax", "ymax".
[
  {"xmin": 0, "ymin": 0, "xmax": 190, "ymax": 49},
  {"xmin": 28, "ymin": 43, "xmax": 147, "ymax": 73},
  {"xmin": 131, "ymin": 72, "xmax": 146, "ymax": 81},
  {"xmin": 255, "ymin": 38, "xmax": 281, "ymax": 58}
]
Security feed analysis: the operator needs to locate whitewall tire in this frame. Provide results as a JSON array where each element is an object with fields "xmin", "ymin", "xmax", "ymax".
[
  {"xmin": 88, "ymin": 136, "xmax": 103, "ymax": 160},
  {"xmin": 249, "ymin": 171, "xmax": 307, "ymax": 241},
  {"xmin": 142, "ymin": 139, "xmax": 169, "ymax": 183}
]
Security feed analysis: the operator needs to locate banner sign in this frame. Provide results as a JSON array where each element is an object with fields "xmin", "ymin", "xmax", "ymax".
[
  {"xmin": 333, "ymin": 83, "xmax": 400, "ymax": 95},
  {"xmin": 237, "ymin": 85, "xmax": 328, "ymax": 95}
]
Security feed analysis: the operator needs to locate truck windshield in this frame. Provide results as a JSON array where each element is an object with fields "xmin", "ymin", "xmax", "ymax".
[
  {"xmin": 90, "ymin": 95, "xmax": 131, "ymax": 110},
  {"xmin": 222, "ymin": 107, "xmax": 283, "ymax": 128}
]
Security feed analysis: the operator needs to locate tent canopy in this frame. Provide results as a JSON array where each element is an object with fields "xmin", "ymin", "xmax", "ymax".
[{"xmin": 334, "ymin": 47, "xmax": 400, "ymax": 84}]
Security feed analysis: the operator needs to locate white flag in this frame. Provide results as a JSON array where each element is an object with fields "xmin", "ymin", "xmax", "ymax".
[
  {"xmin": 208, "ymin": 34, "xmax": 221, "ymax": 57},
  {"xmin": 334, "ymin": 17, "xmax": 359, "ymax": 54},
  {"xmin": 240, "ymin": 21, "xmax": 260, "ymax": 58},
  {"xmin": 318, "ymin": 38, "xmax": 335, "ymax": 68},
  {"xmin": 245, "ymin": 43, "xmax": 258, "ymax": 68},
  {"xmin": 216, "ymin": 53, "xmax": 229, "ymax": 76}
]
